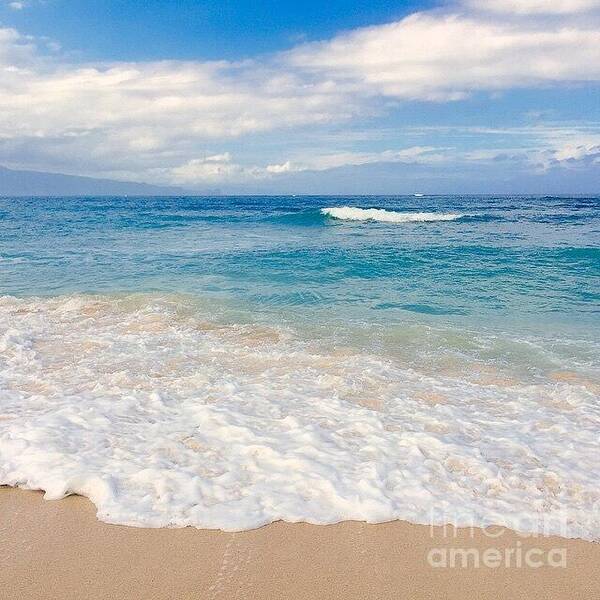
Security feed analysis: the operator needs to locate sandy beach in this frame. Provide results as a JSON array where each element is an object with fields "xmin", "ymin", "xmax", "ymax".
[{"xmin": 1, "ymin": 487, "xmax": 598, "ymax": 600}]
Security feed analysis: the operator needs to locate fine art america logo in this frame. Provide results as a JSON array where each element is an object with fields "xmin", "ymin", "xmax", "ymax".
[{"xmin": 424, "ymin": 508, "xmax": 580, "ymax": 569}]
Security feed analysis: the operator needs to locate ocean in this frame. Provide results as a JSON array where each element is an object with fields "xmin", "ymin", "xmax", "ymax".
[{"xmin": 0, "ymin": 195, "xmax": 599, "ymax": 536}]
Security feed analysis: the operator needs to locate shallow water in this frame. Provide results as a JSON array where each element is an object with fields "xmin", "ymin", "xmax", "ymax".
[{"xmin": 0, "ymin": 195, "xmax": 599, "ymax": 535}]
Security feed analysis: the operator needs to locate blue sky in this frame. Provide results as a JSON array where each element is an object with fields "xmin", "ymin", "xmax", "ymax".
[
  {"xmin": 0, "ymin": 0, "xmax": 599, "ymax": 193},
  {"xmin": 2, "ymin": 0, "xmax": 438, "ymax": 60}
]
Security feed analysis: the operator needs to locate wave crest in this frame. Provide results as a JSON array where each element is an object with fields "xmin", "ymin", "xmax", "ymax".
[{"xmin": 321, "ymin": 206, "xmax": 464, "ymax": 223}]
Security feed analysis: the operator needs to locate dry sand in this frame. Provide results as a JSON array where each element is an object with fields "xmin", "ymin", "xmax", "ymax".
[{"xmin": 1, "ymin": 486, "xmax": 599, "ymax": 599}]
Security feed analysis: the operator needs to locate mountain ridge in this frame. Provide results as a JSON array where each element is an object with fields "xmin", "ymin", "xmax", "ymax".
[{"xmin": 0, "ymin": 165, "xmax": 190, "ymax": 196}]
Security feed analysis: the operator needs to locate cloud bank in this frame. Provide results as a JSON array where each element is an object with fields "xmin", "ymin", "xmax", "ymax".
[{"xmin": 0, "ymin": 0, "xmax": 599, "ymax": 186}]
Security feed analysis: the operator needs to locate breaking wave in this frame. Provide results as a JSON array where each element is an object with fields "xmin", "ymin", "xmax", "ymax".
[{"xmin": 321, "ymin": 206, "xmax": 464, "ymax": 223}]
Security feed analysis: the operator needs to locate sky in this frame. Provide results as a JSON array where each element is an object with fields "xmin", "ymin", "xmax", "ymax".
[{"xmin": 0, "ymin": 0, "xmax": 599, "ymax": 194}]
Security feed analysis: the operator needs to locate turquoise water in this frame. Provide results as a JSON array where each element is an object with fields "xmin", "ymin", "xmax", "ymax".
[
  {"xmin": 1, "ymin": 195, "xmax": 599, "ymax": 533},
  {"xmin": 1, "ymin": 195, "xmax": 599, "ymax": 374}
]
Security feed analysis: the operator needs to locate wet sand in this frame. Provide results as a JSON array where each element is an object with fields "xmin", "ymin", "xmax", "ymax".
[{"xmin": 1, "ymin": 486, "xmax": 598, "ymax": 599}]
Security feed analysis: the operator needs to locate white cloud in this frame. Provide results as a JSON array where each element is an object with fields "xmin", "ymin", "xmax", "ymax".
[
  {"xmin": 169, "ymin": 153, "xmax": 262, "ymax": 183},
  {"xmin": 463, "ymin": 0, "xmax": 600, "ymax": 15},
  {"xmin": 266, "ymin": 161, "xmax": 294, "ymax": 174},
  {"xmin": 425, "ymin": 123, "xmax": 600, "ymax": 172},
  {"xmin": 0, "ymin": 27, "xmax": 37, "ymax": 67},
  {"xmin": 0, "ymin": 29, "xmax": 367, "ymax": 182},
  {"xmin": 158, "ymin": 146, "xmax": 447, "ymax": 185},
  {"xmin": 165, "ymin": 135, "xmax": 600, "ymax": 186},
  {"xmin": 7, "ymin": 1, "xmax": 26, "ymax": 10},
  {"xmin": 530, "ymin": 129, "xmax": 600, "ymax": 169},
  {"xmin": 287, "ymin": 13, "xmax": 600, "ymax": 101},
  {"xmin": 552, "ymin": 143, "xmax": 599, "ymax": 162},
  {"xmin": 266, "ymin": 146, "xmax": 445, "ymax": 174}
]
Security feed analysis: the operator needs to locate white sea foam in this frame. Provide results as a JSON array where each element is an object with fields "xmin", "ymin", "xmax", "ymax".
[
  {"xmin": 321, "ymin": 206, "xmax": 464, "ymax": 223},
  {"xmin": 1, "ymin": 294, "xmax": 599, "ymax": 536}
]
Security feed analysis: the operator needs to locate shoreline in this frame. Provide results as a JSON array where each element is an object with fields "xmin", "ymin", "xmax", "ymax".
[{"xmin": 2, "ymin": 487, "xmax": 599, "ymax": 599}]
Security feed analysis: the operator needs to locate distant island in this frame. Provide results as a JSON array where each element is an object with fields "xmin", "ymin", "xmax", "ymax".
[{"xmin": 0, "ymin": 165, "xmax": 190, "ymax": 196}]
